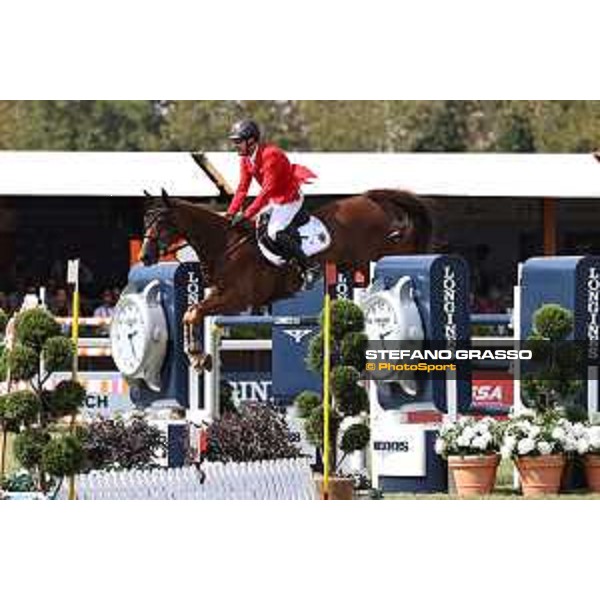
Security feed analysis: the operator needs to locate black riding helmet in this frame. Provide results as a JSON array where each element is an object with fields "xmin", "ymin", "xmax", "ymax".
[{"xmin": 228, "ymin": 119, "xmax": 261, "ymax": 142}]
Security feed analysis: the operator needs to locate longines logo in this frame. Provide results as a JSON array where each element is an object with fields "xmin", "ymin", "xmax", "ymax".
[
  {"xmin": 587, "ymin": 267, "xmax": 600, "ymax": 360},
  {"xmin": 442, "ymin": 265, "xmax": 458, "ymax": 346},
  {"xmin": 283, "ymin": 329, "xmax": 313, "ymax": 344}
]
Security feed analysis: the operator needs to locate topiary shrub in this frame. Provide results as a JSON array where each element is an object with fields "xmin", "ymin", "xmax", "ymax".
[
  {"xmin": 0, "ymin": 307, "xmax": 87, "ymax": 491},
  {"xmin": 205, "ymin": 401, "xmax": 301, "ymax": 463},
  {"xmin": 0, "ymin": 390, "xmax": 41, "ymax": 432},
  {"xmin": 43, "ymin": 337, "xmax": 75, "ymax": 372},
  {"xmin": 13, "ymin": 429, "xmax": 51, "ymax": 470},
  {"xmin": 296, "ymin": 298, "xmax": 370, "ymax": 475},
  {"xmin": 48, "ymin": 380, "xmax": 86, "ymax": 418},
  {"xmin": 42, "ymin": 434, "xmax": 85, "ymax": 478},
  {"xmin": 7, "ymin": 345, "xmax": 38, "ymax": 381},
  {"xmin": 14, "ymin": 308, "xmax": 61, "ymax": 351}
]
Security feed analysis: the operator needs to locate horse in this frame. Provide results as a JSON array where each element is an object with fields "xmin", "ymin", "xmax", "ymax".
[{"xmin": 140, "ymin": 188, "xmax": 433, "ymax": 370}]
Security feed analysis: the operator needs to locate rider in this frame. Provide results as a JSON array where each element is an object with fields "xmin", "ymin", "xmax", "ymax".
[{"xmin": 226, "ymin": 119, "xmax": 316, "ymax": 271}]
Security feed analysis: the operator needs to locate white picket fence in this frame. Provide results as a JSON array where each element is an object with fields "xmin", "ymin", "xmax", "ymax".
[{"xmin": 58, "ymin": 458, "xmax": 317, "ymax": 500}]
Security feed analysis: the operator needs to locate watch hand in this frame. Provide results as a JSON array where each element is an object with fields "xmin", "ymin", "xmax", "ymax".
[{"xmin": 129, "ymin": 337, "xmax": 137, "ymax": 359}]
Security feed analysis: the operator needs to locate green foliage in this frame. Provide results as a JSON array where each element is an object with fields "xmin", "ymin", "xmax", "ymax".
[
  {"xmin": 295, "ymin": 391, "xmax": 320, "ymax": 419},
  {"xmin": 43, "ymin": 337, "xmax": 74, "ymax": 372},
  {"xmin": 0, "ymin": 308, "xmax": 7, "ymax": 335},
  {"xmin": 522, "ymin": 303, "xmax": 581, "ymax": 413},
  {"xmin": 532, "ymin": 304, "xmax": 573, "ymax": 341},
  {"xmin": 13, "ymin": 429, "xmax": 51, "ymax": 469},
  {"xmin": 0, "ymin": 350, "xmax": 7, "ymax": 380},
  {"xmin": 340, "ymin": 423, "xmax": 370, "ymax": 454},
  {"xmin": 48, "ymin": 380, "xmax": 86, "ymax": 418},
  {"xmin": 0, "ymin": 390, "xmax": 41, "ymax": 431},
  {"xmin": 205, "ymin": 402, "xmax": 301, "ymax": 463},
  {"xmin": 41, "ymin": 434, "xmax": 85, "ymax": 477},
  {"xmin": 4, "ymin": 100, "xmax": 600, "ymax": 153},
  {"xmin": 330, "ymin": 299, "xmax": 365, "ymax": 339},
  {"xmin": 6, "ymin": 344, "xmax": 38, "ymax": 380},
  {"xmin": 306, "ymin": 332, "xmax": 324, "ymax": 374},
  {"xmin": 340, "ymin": 332, "xmax": 368, "ymax": 371},
  {"xmin": 219, "ymin": 380, "xmax": 237, "ymax": 414},
  {"xmin": 304, "ymin": 405, "xmax": 342, "ymax": 449},
  {"xmin": 412, "ymin": 101, "xmax": 471, "ymax": 152},
  {"xmin": 15, "ymin": 101, "xmax": 162, "ymax": 151},
  {"xmin": 495, "ymin": 110, "xmax": 536, "ymax": 152},
  {"xmin": 14, "ymin": 308, "xmax": 60, "ymax": 351},
  {"xmin": 80, "ymin": 415, "xmax": 166, "ymax": 471}
]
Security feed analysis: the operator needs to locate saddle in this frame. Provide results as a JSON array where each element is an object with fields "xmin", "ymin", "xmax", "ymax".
[
  {"xmin": 256, "ymin": 208, "xmax": 310, "ymax": 256},
  {"xmin": 255, "ymin": 209, "xmax": 331, "ymax": 267}
]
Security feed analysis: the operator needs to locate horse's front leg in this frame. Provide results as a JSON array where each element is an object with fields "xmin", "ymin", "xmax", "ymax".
[{"xmin": 182, "ymin": 288, "xmax": 247, "ymax": 372}]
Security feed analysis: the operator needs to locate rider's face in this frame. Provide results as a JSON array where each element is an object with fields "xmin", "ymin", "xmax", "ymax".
[{"xmin": 233, "ymin": 138, "xmax": 256, "ymax": 157}]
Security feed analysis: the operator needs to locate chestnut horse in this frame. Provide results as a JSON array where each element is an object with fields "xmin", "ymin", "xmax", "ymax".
[{"xmin": 140, "ymin": 189, "xmax": 432, "ymax": 369}]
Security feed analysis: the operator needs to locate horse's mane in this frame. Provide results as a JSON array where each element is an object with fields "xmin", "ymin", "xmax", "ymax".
[{"xmin": 364, "ymin": 188, "xmax": 433, "ymax": 251}]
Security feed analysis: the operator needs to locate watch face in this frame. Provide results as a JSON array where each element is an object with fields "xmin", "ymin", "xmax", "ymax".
[
  {"xmin": 364, "ymin": 295, "xmax": 399, "ymax": 341},
  {"xmin": 110, "ymin": 296, "xmax": 148, "ymax": 376}
]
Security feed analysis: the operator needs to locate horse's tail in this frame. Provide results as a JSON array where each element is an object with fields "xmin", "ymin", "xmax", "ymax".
[{"xmin": 365, "ymin": 189, "xmax": 433, "ymax": 252}]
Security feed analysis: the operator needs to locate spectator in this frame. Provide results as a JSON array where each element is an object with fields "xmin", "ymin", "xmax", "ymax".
[
  {"xmin": 94, "ymin": 289, "xmax": 116, "ymax": 319},
  {"xmin": 50, "ymin": 287, "xmax": 71, "ymax": 317}
]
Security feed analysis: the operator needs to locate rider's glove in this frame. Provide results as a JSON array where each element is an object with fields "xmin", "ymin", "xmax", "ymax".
[{"xmin": 229, "ymin": 212, "xmax": 246, "ymax": 227}]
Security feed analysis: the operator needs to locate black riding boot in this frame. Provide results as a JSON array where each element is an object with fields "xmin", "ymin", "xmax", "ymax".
[{"xmin": 274, "ymin": 230, "xmax": 310, "ymax": 269}]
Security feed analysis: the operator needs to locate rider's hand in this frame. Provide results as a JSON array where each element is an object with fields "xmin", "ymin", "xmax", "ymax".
[{"xmin": 229, "ymin": 212, "xmax": 246, "ymax": 227}]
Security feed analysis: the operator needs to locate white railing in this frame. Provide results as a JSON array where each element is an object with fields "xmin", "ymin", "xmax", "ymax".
[{"xmin": 57, "ymin": 458, "xmax": 317, "ymax": 500}]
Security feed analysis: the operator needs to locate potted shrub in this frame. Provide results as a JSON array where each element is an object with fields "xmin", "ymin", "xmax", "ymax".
[
  {"xmin": 295, "ymin": 299, "xmax": 370, "ymax": 500},
  {"xmin": 501, "ymin": 408, "xmax": 577, "ymax": 497},
  {"xmin": 513, "ymin": 303, "xmax": 583, "ymax": 496},
  {"xmin": 573, "ymin": 423, "xmax": 600, "ymax": 492},
  {"xmin": 434, "ymin": 416, "xmax": 503, "ymax": 497}
]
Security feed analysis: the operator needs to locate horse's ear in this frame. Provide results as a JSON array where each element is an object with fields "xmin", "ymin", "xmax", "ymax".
[
  {"xmin": 143, "ymin": 189, "xmax": 153, "ymax": 198},
  {"xmin": 161, "ymin": 188, "xmax": 172, "ymax": 208}
]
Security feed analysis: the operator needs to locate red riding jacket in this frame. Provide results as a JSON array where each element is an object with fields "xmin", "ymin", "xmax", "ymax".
[{"xmin": 226, "ymin": 143, "xmax": 316, "ymax": 220}]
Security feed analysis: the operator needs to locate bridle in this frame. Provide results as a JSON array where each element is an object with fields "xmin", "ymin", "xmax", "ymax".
[{"xmin": 143, "ymin": 210, "xmax": 190, "ymax": 262}]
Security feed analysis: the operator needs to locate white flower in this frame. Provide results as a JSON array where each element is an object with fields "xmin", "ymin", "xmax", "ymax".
[
  {"xmin": 529, "ymin": 425, "xmax": 541, "ymax": 438},
  {"xmin": 503, "ymin": 435, "xmax": 516, "ymax": 451},
  {"xmin": 537, "ymin": 441, "xmax": 552, "ymax": 455},
  {"xmin": 517, "ymin": 438, "xmax": 536, "ymax": 455},
  {"xmin": 501, "ymin": 445, "xmax": 513, "ymax": 459},
  {"xmin": 456, "ymin": 434, "xmax": 472, "ymax": 448},
  {"xmin": 577, "ymin": 438, "xmax": 590, "ymax": 455},
  {"xmin": 434, "ymin": 438, "xmax": 445, "ymax": 455},
  {"xmin": 471, "ymin": 435, "xmax": 488, "ymax": 451},
  {"xmin": 461, "ymin": 426, "xmax": 475, "ymax": 441},
  {"xmin": 563, "ymin": 435, "xmax": 578, "ymax": 452},
  {"xmin": 551, "ymin": 427, "xmax": 566, "ymax": 441}
]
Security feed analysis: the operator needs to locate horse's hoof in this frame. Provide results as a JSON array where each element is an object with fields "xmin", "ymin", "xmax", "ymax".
[{"xmin": 201, "ymin": 354, "xmax": 214, "ymax": 372}]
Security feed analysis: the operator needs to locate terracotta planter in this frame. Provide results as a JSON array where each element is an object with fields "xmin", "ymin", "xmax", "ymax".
[
  {"xmin": 447, "ymin": 455, "xmax": 500, "ymax": 497},
  {"xmin": 584, "ymin": 454, "xmax": 600, "ymax": 492},
  {"xmin": 516, "ymin": 455, "xmax": 566, "ymax": 497},
  {"xmin": 314, "ymin": 475, "xmax": 354, "ymax": 500}
]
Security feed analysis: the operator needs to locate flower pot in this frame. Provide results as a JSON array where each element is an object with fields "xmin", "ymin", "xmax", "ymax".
[
  {"xmin": 516, "ymin": 455, "xmax": 566, "ymax": 497},
  {"xmin": 314, "ymin": 475, "xmax": 354, "ymax": 500},
  {"xmin": 584, "ymin": 454, "xmax": 600, "ymax": 492},
  {"xmin": 447, "ymin": 455, "xmax": 500, "ymax": 497}
]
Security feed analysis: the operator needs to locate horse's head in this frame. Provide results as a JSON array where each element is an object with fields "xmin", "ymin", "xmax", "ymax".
[{"xmin": 139, "ymin": 189, "xmax": 181, "ymax": 266}]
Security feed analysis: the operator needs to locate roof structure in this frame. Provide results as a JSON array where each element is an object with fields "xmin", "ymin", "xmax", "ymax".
[
  {"xmin": 0, "ymin": 152, "xmax": 217, "ymax": 197},
  {"xmin": 204, "ymin": 151, "xmax": 600, "ymax": 199},
  {"xmin": 1, "ymin": 151, "xmax": 599, "ymax": 199}
]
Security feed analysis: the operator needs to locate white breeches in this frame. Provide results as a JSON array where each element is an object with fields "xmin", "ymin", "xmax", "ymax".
[{"xmin": 260, "ymin": 194, "xmax": 304, "ymax": 239}]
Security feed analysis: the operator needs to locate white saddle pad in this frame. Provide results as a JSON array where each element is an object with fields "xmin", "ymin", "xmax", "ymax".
[{"xmin": 258, "ymin": 216, "xmax": 331, "ymax": 266}]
